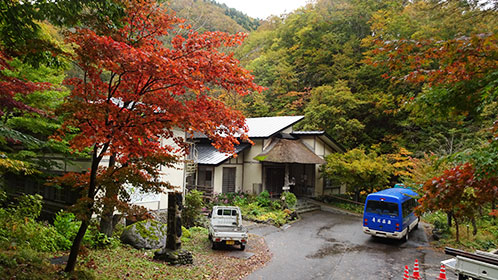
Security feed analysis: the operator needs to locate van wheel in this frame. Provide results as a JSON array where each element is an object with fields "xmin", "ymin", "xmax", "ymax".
[
  {"xmin": 403, "ymin": 230, "xmax": 409, "ymax": 242},
  {"xmin": 414, "ymin": 218, "xmax": 420, "ymax": 230},
  {"xmin": 240, "ymin": 244, "xmax": 246, "ymax": 251},
  {"xmin": 211, "ymin": 241, "xmax": 218, "ymax": 250}
]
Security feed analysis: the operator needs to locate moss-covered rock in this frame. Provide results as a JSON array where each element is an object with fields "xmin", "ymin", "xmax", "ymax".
[{"xmin": 120, "ymin": 220, "xmax": 167, "ymax": 250}]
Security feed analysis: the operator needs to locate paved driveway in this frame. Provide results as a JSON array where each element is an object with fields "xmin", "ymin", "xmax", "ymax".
[{"xmin": 246, "ymin": 210, "xmax": 455, "ymax": 280}]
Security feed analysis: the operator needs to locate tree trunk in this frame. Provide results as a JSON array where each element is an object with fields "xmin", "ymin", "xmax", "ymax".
[
  {"xmin": 100, "ymin": 154, "xmax": 117, "ymax": 237},
  {"xmin": 454, "ymin": 218, "xmax": 460, "ymax": 242},
  {"xmin": 65, "ymin": 145, "xmax": 101, "ymax": 273},
  {"xmin": 447, "ymin": 211, "xmax": 453, "ymax": 227},
  {"xmin": 471, "ymin": 217, "xmax": 477, "ymax": 236},
  {"xmin": 354, "ymin": 188, "xmax": 360, "ymax": 202},
  {"xmin": 64, "ymin": 220, "xmax": 89, "ymax": 272}
]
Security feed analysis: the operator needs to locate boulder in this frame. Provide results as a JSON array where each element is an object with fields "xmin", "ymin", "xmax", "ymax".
[{"xmin": 120, "ymin": 220, "xmax": 167, "ymax": 250}]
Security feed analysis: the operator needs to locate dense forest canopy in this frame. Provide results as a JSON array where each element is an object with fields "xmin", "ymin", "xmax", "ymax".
[{"xmin": 235, "ymin": 0, "xmax": 498, "ymax": 154}]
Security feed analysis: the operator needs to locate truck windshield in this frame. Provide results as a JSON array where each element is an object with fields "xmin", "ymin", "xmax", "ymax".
[{"xmin": 365, "ymin": 200, "xmax": 399, "ymax": 216}]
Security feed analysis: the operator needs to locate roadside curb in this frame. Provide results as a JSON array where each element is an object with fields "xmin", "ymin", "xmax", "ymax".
[{"xmin": 309, "ymin": 199, "xmax": 363, "ymax": 217}]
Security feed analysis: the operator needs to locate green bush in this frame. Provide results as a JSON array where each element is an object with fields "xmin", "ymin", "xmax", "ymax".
[
  {"xmin": 281, "ymin": 191, "xmax": 297, "ymax": 209},
  {"xmin": 184, "ymin": 190, "xmax": 205, "ymax": 228},
  {"xmin": 53, "ymin": 210, "xmax": 80, "ymax": 241},
  {"xmin": 256, "ymin": 190, "xmax": 271, "ymax": 207},
  {"xmin": 181, "ymin": 226, "xmax": 191, "ymax": 242},
  {"xmin": 15, "ymin": 194, "xmax": 43, "ymax": 219},
  {"xmin": 87, "ymin": 230, "xmax": 119, "ymax": 249},
  {"xmin": 271, "ymin": 200, "xmax": 282, "ymax": 210},
  {"xmin": 246, "ymin": 202, "xmax": 263, "ymax": 216},
  {"xmin": 0, "ymin": 194, "xmax": 72, "ymax": 252}
]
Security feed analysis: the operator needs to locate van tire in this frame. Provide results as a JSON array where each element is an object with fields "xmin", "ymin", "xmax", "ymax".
[
  {"xmin": 211, "ymin": 241, "xmax": 218, "ymax": 250},
  {"xmin": 240, "ymin": 244, "xmax": 246, "ymax": 251},
  {"xmin": 403, "ymin": 230, "xmax": 409, "ymax": 242},
  {"xmin": 414, "ymin": 218, "xmax": 420, "ymax": 230}
]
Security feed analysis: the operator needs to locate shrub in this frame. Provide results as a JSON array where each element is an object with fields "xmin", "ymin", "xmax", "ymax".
[
  {"xmin": 181, "ymin": 226, "xmax": 191, "ymax": 242},
  {"xmin": 256, "ymin": 190, "xmax": 271, "ymax": 207},
  {"xmin": 15, "ymin": 194, "xmax": 43, "ymax": 219},
  {"xmin": 53, "ymin": 210, "xmax": 80, "ymax": 241},
  {"xmin": 184, "ymin": 190, "xmax": 205, "ymax": 228},
  {"xmin": 0, "ymin": 194, "xmax": 71, "ymax": 252},
  {"xmin": 87, "ymin": 230, "xmax": 120, "ymax": 249},
  {"xmin": 246, "ymin": 202, "xmax": 263, "ymax": 216},
  {"xmin": 271, "ymin": 200, "xmax": 282, "ymax": 210},
  {"xmin": 233, "ymin": 194, "xmax": 248, "ymax": 206},
  {"xmin": 281, "ymin": 191, "xmax": 297, "ymax": 209}
]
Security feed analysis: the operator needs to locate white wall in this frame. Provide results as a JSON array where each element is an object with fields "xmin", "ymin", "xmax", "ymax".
[{"xmin": 242, "ymin": 139, "xmax": 263, "ymax": 194}]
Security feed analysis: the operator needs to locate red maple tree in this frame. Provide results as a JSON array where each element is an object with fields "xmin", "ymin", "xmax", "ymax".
[
  {"xmin": 418, "ymin": 163, "xmax": 497, "ymax": 241},
  {"xmin": 0, "ymin": 51, "xmax": 49, "ymax": 121},
  {"xmin": 57, "ymin": 0, "xmax": 261, "ymax": 272}
]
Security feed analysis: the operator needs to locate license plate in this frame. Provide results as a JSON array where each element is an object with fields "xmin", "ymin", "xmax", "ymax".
[{"xmin": 226, "ymin": 240, "xmax": 235, "ymax": 245}]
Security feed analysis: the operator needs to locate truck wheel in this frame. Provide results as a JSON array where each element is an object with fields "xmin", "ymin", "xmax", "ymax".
[{"xmin": 240, "ymin": 244, "xmax": 246, "ymax": 251}]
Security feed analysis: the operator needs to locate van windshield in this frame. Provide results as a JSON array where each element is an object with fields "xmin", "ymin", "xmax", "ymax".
[{"xmin": 365, "ymin": 200, "xmax": 399, "ymax": 216}]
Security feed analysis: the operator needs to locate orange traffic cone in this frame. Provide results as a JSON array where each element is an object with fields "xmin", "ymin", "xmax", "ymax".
[
  {"xmin": 437, "ymin": 264, "xmax": 447, "ymax": 280},
  {"xmin": 411, "ymin": 259, "xmax": 421, "ymax": 279},
  {"xmin": 403, "ymin": 265, "xmax": 410, "ymax": 280}
]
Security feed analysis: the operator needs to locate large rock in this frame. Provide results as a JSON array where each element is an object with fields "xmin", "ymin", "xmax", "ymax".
[{"xmin": 120, "ymin": 220, "xmax": 167, "ymax": 250}]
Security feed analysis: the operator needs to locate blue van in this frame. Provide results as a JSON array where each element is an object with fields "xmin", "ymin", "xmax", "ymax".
[{"xmin": 362, "ymin": 187, "xmax": 419, "ymax": 241}]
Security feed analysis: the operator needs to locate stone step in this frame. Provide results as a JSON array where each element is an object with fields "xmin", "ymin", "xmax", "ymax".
[{"xmin": 295, "ymin": 198, "xmax": 321, "ymax": 214}]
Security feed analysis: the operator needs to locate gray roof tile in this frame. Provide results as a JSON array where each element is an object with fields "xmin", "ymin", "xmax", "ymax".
[{"xmin": 196, "ymin": 143, "xmax": 251, "ymax": 165}]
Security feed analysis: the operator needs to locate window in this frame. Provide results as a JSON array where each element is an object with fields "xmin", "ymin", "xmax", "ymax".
[
  {"xmin": 402, "ymin": 198, "xmax": 416, "ymax": 217},
  {"xmin": 217, "ymin": 209, "xmax": 238, "ymax": 216},
  {"xmin": 198, "ymin": 166, "xmax": 213, "ymax": 187},
  {"xmin": 365, "ymin": 200, "xmax": 399, "ymax": 216}
]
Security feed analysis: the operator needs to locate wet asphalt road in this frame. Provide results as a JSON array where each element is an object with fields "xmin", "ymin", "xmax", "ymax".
[{"xmin": 245, "ymin": 211, "xmax": 455, "ymax": 280}]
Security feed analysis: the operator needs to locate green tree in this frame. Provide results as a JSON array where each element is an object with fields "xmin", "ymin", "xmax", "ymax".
[
  {"xmin": 322, "ymin": 148, "xmax": 393, "ymax": 201},
  {"xmin": 300, "ymin": 81, "xmax": 366, "ymax": 148}
]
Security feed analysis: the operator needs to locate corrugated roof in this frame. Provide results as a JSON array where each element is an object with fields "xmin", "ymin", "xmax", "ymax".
[
  {"xmin": 196, "ymin": 143, "xmax": 251, "ymax": 165},
  {"xmin": 194, "ymin": 116, "xmax": 304, "ymax": 139},
  {"xmin": 245, "ymin": 116, "xmax": 304, "ymax": 138},
  {"xmin": 291, "ymin": 131, "xmax": 325, "ymax": 135},
  {"xmin": 254, "ymin": 139, "xmax": 326, "ymax": 164}
]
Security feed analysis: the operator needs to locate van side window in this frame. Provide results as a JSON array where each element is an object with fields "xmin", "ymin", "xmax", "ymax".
[
  {"xmin": 402, "ymin": 198, "xmax": 416, "ymax": 217},
  {"xmin": 217, "ymin": 209, "xmax": 223, "ymax": 215},
  {"xmin": 232, "ymin": 210, "xmax": 237, "ymax": 216}
]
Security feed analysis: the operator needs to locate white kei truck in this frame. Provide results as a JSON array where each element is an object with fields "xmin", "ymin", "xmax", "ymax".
[{"xmin": 208, "ymin": 206, "xmax": 248, "ymax": 250}]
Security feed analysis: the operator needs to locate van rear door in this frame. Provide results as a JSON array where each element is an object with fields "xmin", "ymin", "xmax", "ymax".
[{"xmin": 363, "ymin": 199, "xmax": 400, "ymax": 233}]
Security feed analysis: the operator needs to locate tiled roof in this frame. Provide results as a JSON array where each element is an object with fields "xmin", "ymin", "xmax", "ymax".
[
  {"xmin": 194, "ymin": 116, "xmax": 304, "ymax": 139},
  {"xmin": 196, "ymin": 143, "xmax": 251, "ymax": 165}
]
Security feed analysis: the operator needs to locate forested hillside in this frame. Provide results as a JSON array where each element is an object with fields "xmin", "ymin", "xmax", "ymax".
[
  {"xmin": 234, "ymin": 0, "xmax": 498, "ymax": 242},
  {"xmin": 168, "ymin": 0, "xmax": 259, "ymax": 33},
  {"xmin": 235, "ymin": 0, "xmax": 498, "ymax": 154}
]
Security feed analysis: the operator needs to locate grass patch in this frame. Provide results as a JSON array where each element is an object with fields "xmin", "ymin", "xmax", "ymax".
[{"xmin": 77, "ymin": 227, "xmax": 270, "ymax": 280}]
